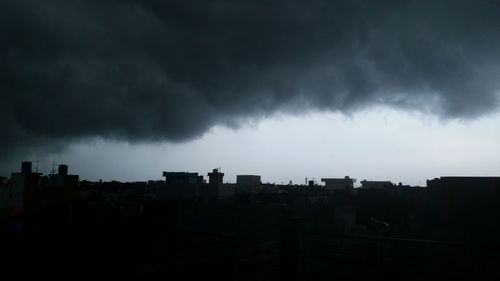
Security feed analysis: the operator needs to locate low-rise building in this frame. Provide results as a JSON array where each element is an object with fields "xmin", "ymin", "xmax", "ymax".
[
  {"xmin": 321, "ymin": 176, "xmax": 355, "ymax": 190},
  {"xmin": 156, "ymin": 171, "xmax": 205, "ymax": 201},
  {"xmin": 163, "ymin": 172, "xmax": 204, "ymax": 185},
  {"xmin": 236, "ymin": 175, "xmax": 262, "ymax": 194},
  {"xmin": 360, "ymin": 180, "xmax": 394, "ymax": 189}
]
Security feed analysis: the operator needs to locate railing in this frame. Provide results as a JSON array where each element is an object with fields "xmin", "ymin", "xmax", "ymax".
[
  {"xmin": 144, "ymin": 230, "xmax": 282, "ymax": 281},
  {"xmin": 304, "ymin": 231, "xmax": 488, "ymax": 281},
  {"xmin": 134, "ymin": 222, "xmax": 499, "ymax": 281}
]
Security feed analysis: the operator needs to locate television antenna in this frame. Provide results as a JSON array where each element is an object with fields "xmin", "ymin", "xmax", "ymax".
[
  {"xmin": 50, "ymin": 161, "xmax": 58, "ymax": 175},
  {"xmin": 33, "ymin": 159, "xmax": 39, "ymax": 173}
]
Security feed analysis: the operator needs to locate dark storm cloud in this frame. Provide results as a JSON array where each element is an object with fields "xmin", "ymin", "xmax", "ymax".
[{"xmin": 1, "ymin": 0, "xmax": 500, "ymax": 158}]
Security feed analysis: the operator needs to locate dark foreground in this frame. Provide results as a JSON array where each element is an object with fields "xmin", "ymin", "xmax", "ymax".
[{"xmin": 1, "ymin": 197, "xmax": 500, "ymax": 281}]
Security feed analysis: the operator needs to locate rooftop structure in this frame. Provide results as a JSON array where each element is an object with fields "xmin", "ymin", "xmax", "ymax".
[
  {"xmin": 163, "ymin": 172, "xmax": 204, "ymax": 185},
  {"xmin": 207, "ymin": 168, "xmax": 224, "ymax": 186},
  {"xmin": 236, "ymin": 175, "xmax": 262, "ymax": 194},
  {"xmin": 48, "ymin": 164, "xmax": 79, "ymax": 187},
  {"xmin": 427, "ymin": 176, "xmax": 500, "ymax": 189},
  {"xmin": 321, "ymin": 176, "xmax": 355, "ymax": 190},
  {"xmin": 360, "ymin": 180, "xmax": 394, "ymax": 189}
]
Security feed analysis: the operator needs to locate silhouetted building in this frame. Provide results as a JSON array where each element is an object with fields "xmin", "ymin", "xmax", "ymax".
[
  {"xmin": 216, "ymin": 183, "xmax": 236, "ymax": 200},
  {"xmin": 58, "ymin": 164, "xmax": 68, "ymax": 175},
  {"xmin": 21, "ymin": 161, "xmax": 32, "ymax": 174},
  {"xmin": 0, "ymin": 162, "xmax": 41, "ymax": 209},
  {"xmin": 207, "ymin": 168, "xmax": 224, "ymax": 186},
  {"xmin": 0, "ymin": 177, "xmax": 9, "ymax": 209},
  {"xmin": 163, "ymin": 172, "xmax": 204, "ymax": 185},
  {"xmin": 236, "ymin": 175, "xmax": 262, "ymax": 194},
  {"xmin": 360, "ymin": 180, "xmax": 394, "ymax": 189},
  {"xmin": 47, "ymin": 164, "xmax": 79, "ymax": 187},
  {"xmin": 427, "ymin": 176, "xmax": 500, "ymax": 189},
  {"xmin": 157, "ymin": 172, "xmax": 205, "ymax": 201},
  {"xmin": 201, "ymin": 168, "xmax": 237, "ymax": 201},
  {"xmin": 321, "ymin": 176, "xmax": 355, "ymax": 190},
  {"xmin": 425, "ymin": 176, "xmax": 500, "ymax": 241}
]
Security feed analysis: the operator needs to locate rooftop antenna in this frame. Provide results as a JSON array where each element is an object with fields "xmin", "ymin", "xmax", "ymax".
[
  {"xmin": 50, "ymin": 161, "xmax": 58, "ymax": 175},
  {"xmin": 34, "ymin": 159, "xmax": 39, "ymax": 173}
]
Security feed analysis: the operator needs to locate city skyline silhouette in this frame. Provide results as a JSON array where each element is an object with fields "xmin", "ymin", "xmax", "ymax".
[{"xmin": 2, "ymin": 160, "xmax": 500, "ymax": 280}]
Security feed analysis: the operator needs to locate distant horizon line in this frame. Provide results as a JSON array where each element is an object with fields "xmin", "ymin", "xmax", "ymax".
[{"xmin": 3, "ymin": 160, "xmax": 500, "ymax": 188}]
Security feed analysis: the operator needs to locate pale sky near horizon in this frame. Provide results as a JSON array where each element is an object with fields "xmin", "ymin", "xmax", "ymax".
[{"xmin": 8, "ymin": 106, "xmax": 499, "ymax": 187}]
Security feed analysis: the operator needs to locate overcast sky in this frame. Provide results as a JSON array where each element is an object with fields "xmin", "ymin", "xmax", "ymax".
[{"xmin": 2, "ymin": 1, "xmax": 500, "ymax": 185}]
